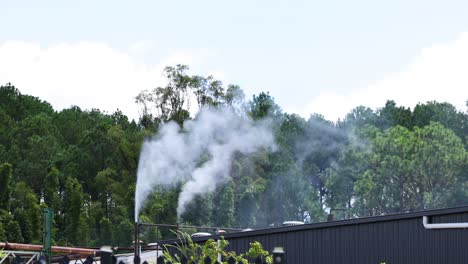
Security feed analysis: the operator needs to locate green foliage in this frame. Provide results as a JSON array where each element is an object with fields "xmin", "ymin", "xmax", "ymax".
[
  {"xmin": 249, "ymin": 92, "xmax": 281, "ymax": 120},
  {"xmin": 0, "ymin": 221, "xmax": 6, "ymax": 241},
  {"xmin": 0, "ymin": 83, "xmax": 53, "ymax": 122},
  {"xmin": 0, "ymin": 109, "xmax": 14, "ymax": 150},
  {"xmin": 44, "ymin": 167, "xmax": 60, "ymax": 212},
  {"xmin": 181, "ymin": 194, "xmax": 213, "ymax": 227},
  {"xmin": 341, "ymin": 106, "xmax": 378, "ymax": 129},
  {"xmin": 62, "ymin": 177, "xmax": 84, "ymax": 245},
  {"xmin": 212, "ymin": 183, "xmax": 235, "ymax": 227},
  {"xmin": 114, "ymin": 219, "xmax": 134, "ymax": 247},
  {"xmin": 235, "ymin": 176, "xmax": 265, "ymax": 227},
  {"xmin": 99, "ymin": 217, "xmax": 113, "ymax": 245},
  {"xmin": 0, "ymin": 68, "xmax": 467, "ymax": 246},
  {"xmin": 377, "ymin": 100, "xmax": 413, "ymax": 129},
  {"xmin": 6, "ymin": 220, "xmax": 23, "ymax": 243},
  {"xmin": 413, "ymin": 101, "xmax": 467, "ymax": 138},
  {"xmin": 162, "ymin": 231, "xmax": 272, "ymax": 264},
  {"xmin": 11, "ymin": 182, "xmax": 41, "ymax": 242},
  {"xmin": 135, "ymin": 64, "xmax": 243, "ymax": 128},
  {"xmin": 0, "ymin": 163, "xmax": 13, "ymax": 211},
  {"xmin": 338, "ymin": 122, "xmax": 467, "ymax": 216},
  {"xmin": 139, "ymin": 215, "xmax": 162, "ymax": 244},
  {"xmin": 245, "ymin": 241, "xmax": 272, "ymax": 263}
]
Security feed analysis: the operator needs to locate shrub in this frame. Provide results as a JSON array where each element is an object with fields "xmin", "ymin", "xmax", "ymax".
[{"xmin": 162, "ymin": 231, "xmax": 272, "ymax": 264}]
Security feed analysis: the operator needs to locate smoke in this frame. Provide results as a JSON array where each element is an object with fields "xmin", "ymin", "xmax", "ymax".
[
  {"xmin": 294, "ymin": 116, "xmax": 348, "ymax": 168},
  {"xmin": 135, "ymin": 107, "xmax": 275, "ymax": 221}
]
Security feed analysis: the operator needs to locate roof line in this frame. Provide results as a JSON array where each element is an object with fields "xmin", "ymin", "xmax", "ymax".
[{"xmin": 159, "ymin": 205, "xmax": 468, "ymax": 244}]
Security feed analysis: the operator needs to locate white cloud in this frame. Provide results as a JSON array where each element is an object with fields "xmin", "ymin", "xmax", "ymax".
[
  {"xmin": 129, "ymin": 40, "xmax": 158, "ymax": 55},
  {"xmin": 293, "ymin": 32, "xmax": 468, "ymax": 121},
  {"xmin": 0, "ymin": 41, "xmax": 208, "ymax": 121},
  {"xmin": 4, "ymin": 34, "xmax": 468, "ymax": 124}
]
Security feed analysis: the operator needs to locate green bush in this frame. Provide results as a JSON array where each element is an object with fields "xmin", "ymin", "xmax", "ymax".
[{"xmin": 162, "ymin": 231, "xmax": 272, "ymax": 264}]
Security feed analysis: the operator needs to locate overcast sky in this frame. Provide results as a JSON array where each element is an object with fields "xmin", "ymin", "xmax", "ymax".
[{"xmin": 1, "ymin": 0, "xmax": 467, "ymax": 121}]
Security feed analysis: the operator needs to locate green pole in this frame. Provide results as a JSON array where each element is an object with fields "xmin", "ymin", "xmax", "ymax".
[{"xmin": 42, "ymin": 208, "xmax": 53, "ymax": 264}]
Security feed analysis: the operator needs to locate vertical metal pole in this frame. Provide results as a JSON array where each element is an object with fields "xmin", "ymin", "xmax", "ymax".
[
  {"xmin": 134, "ymin": 222, "xmax": 140, "ymax": 259},
  {"xmin": 42, "ymin": 208, "xmax": 53, "ymax": 264}
]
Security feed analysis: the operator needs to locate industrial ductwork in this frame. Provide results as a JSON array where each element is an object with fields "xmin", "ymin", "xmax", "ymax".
[{"xmin": 422, "ymin": 216, "xmax": 468, "ymax": 229}]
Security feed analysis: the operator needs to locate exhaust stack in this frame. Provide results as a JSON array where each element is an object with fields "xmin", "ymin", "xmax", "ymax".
[{"xmin": 134, "ymin": 222, "xmax": 141, "ymax": 260}]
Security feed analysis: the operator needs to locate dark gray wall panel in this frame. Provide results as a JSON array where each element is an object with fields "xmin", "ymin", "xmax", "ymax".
[{"xmin": 162, "ymin": 206, "xmax": 468, "ymax": 264}]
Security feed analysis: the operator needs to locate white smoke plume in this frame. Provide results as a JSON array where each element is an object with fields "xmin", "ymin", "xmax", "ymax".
[{"xmin": 135, "ymin": 107, "xmax": 275, "ymax": 221}]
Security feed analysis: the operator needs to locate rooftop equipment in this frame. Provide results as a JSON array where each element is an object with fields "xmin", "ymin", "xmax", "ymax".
[
  {"xmin": 191, "ymin": 232, "xmax": 212, "ymax": 238},
  {"xmin": 282, "ymin": 221, "xmax": 305, "ymax": 226}
]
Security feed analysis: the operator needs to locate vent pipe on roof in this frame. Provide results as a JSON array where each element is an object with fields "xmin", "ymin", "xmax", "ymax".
[{"xmin": 422, "ymin": 216, "xmax": 468, "ymax": 229}]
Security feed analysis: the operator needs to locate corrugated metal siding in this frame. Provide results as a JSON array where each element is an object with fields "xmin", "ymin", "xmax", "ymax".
[
  {"xmin": 162, "ymin": 207, "xmax": 468, "ymax": 264},
  {"xmin": 222, "ymin": 215, "xmax": 468, "ymax": 263}
]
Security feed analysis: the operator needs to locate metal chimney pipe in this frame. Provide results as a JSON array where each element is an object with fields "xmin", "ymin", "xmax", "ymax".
[{"xmin": 134, "ymin": 222, "xmax": 140, "ymax": 259}]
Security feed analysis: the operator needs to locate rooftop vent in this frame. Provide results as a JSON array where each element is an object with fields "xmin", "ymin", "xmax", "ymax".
[
  {"xmin": 282, "ymin": 221, "xmax": 305, "ymax": 226},
  {"xmin": 191, "ymin": 232, "xmax": 212, "ymax": 237}
]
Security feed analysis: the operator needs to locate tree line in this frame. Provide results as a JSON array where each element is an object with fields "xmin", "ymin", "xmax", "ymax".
[{"xmin": 0, "ymin": 65, "xmax": 466, "ymax": 246}]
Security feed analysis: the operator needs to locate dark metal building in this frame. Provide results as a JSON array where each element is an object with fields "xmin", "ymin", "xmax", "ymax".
[{"xmin": 161, "ymin": 206, "xmax": 468, "ymax": 264}]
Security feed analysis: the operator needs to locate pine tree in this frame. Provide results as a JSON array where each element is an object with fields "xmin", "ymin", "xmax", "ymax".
[
  {"xmin": 114, "ymin": 219, "xmax": 135, "ymax": 247},
  {"xmin": 13, "ymin": 208, "xmax": 33, "ymax": 243},
  {"xmin": 6, "ymin": 220, "xmax": 23, "ymax": 243},
  {"xmin": 0, "ymin": 222, "xmax": 6, "ymax": 241},
  {"xmin": 76, "ymin": 215, "xmax": 89, "ymax": 246},
  {"xmin": 63, "ymin": 177, "xmax": 84, "ymax": 245},
  {"xmin": 0, "ymin": 163, "xmax": 13, "ymax": 211},
  {"xmin": 213, "ymin": 183, "xmax": 235, "ymax": 227},
  {"xmin": 11, "ymin": 182, "xmax": 42, "ymax": 242},
  {"xmin": 99, "ymin": 217, "xmax": 112, "ymax": 245},
  {"xmin": 44, "ymin": 167, "xmax": 60, "ymax": 212}
]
